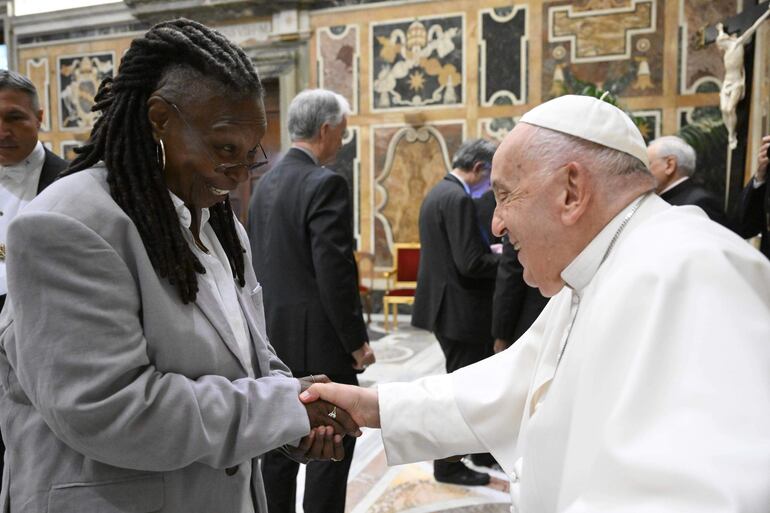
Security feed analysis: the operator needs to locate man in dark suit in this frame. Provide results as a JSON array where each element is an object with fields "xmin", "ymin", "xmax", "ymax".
[
  {"xmin": 733, "ymin": 134, "xmax": 769, "ymax": 259},
  {"xmin": 248, "ymin": 89, "xmax": 374, "ymax": 513},
  {"xmin": 0, "ymin": 69, "xmax": 67, "ymax": 492},
  {"xmin": 412, "ymin": 138, "xmax": 500, "ymax": 486},
  {"xmin": 492, "ymin": 239, "xmax": 549, "ymax": 353},
  {"xmin": 647, "ymin": 136, "xmax": 728, "ymax": 226}
]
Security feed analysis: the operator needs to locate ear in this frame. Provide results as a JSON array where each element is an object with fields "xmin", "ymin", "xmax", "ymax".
[
  {"xmin": 35, "ymin": 108, "xmax": 43, "ymax": 128},
  {"xmin": 146, "ymin": 95, "xmax": 172, "ymax": 144},
  {"xmin": 471, "ymin": 161, "xmax": 487, "ymax": 176},
  {"xmin": 664, "ymin": 156, "xmax": 677, "ymax": 176},
  {"xmin": 560, "ymin": 161, "xmax": 591, "ymax": 226}
]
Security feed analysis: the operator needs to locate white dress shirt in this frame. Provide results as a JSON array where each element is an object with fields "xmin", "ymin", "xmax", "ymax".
[
  {"xmin": 169, "ymin": 191, "xmax": 256, "ymax": 378},
  {"xmin": 0, "ymin": 141, "xmax": 45, "ymax": 295}
]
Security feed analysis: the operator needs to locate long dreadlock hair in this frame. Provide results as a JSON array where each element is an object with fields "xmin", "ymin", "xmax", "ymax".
[{"xmin": 63, "ymin": 19, "xmax": 263, "ymax": 304}]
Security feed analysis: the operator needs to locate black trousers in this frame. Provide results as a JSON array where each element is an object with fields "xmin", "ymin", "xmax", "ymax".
[
  {"xmin": 435, "ymin": 332, "xmax": 493, "ymax": 374},
  {"xmin": 262, "ymin": 372, "xmax": 358, "ymax": 513},
  {"xmin": 434, "ymin": 333, "xmax": 492, "ymax": 474}
]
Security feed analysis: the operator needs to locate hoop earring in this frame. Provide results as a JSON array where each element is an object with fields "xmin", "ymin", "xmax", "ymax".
[{"xmin": 157, "ymin": 139, "xmax": 166, "ymax": 171}]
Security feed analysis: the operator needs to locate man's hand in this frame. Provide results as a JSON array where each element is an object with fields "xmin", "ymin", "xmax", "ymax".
[
  {"xmin": 303, "ymin": 399, "xmax": 361, "ymax": 437},
  {"xmin": 300, "ymin": 382, "xmax": 381, "ymax": 429},
  {"xmin": 756, "ymin": 135, "xmax": 769, "ymax": 183},
  {"xmin": 284, "ymin": 426, "xmax": 345, "ymax": 463},
  {"xmin": 493, "ymin": 338, "xmax": 511, "ymax": 354},
  {"xmin": 352, "ymin": 342, "xmax": 375, "ymax": 371}
]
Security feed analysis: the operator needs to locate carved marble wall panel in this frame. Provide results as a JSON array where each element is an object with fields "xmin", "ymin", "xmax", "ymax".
[
  {"xmin": 26, "ymin": 58, "xmax": 51, "ymax": 132},
  {"xmin": 479, "ymin": 6, "xmax": 528, "ymax": 106},
  {"xmin": 678, "ymin": 0, "xmax": 738, "ymax": 94},
  {"xmin": 328, "ymin": 126, "xmax": 362, "ymax": 248},
  {"xmin": 372, "ymin": 122, "xmax": 464, "ymax": 267},
  {"xmin": 543, "ymin": 0, "xmax": 664, "ymax": 99},
  {"xmin": 370, "ymin": 14, "xmax": 464, "ymax": 111},
  {"xmin": 57, "ymin": 52, "xmax": 115, "ymax": 131},
  {"xmin": 318, "ymin": 25, "xmax": 359, "ymax": 113}
]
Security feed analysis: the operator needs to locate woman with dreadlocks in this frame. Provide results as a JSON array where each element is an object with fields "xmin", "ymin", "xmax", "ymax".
[{"xmin": 0, "ymin": 19, "xmax": 359, "ymax": 513}]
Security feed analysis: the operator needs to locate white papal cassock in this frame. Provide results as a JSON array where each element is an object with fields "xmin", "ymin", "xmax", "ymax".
[{"xmin": 379, "ymin": 194, "xmax": 770, "ymax": 513}]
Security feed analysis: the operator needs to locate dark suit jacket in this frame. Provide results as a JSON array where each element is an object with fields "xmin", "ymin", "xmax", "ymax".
[
  {"xmin": 0, "ymin": 147, "xmax": 67, "ymax": 311},
  {"xmin": 492, "ymin": 239, "xmax": 549, "ymax": 345},
  {"xmin": 248, "ymin": 148, "xmax": 367, "ymax": 375},
  {"xmin": 660, "ymin": 178, "xmax": 728, "ymax": 227},
  {"xmin": 412, "ymin": 174, "xmax": 500, "ymax": 342},
  {"xmin": 734, "ymin": 178, "xmax": 769, "ymax": 259}
]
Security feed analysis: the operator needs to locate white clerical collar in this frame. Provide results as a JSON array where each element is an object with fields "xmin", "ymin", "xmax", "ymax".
[
  {"xmin": 168, "ymin": 190, "xmax": 210, "ymax": 230},
  {"xmin": 660, "ymin": 176, "xmax": 689, "ymax": 195},
  {"xmin": 449, "ymin": 170, "xmax": 472, "ymax": 195},
  {"xmin": 0, "ymin": 141, "xmax": 45, "ymax": 184},
  {"xmin": 561, "ymin": 193, "xmax": 650, "ymax": 292}
]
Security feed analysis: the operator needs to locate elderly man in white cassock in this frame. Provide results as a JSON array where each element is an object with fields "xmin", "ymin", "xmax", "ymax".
[{"xmin": 300, "ymin": 95, "xmax": 770, "ymax": 513}]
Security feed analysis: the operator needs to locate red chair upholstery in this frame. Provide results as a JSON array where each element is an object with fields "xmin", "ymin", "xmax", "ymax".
[{"xmin": 383, "ymin": 243, "xmax": 420, "ymax": 331}]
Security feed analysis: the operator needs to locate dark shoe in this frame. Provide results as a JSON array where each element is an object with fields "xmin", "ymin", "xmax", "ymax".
[
  {"xmin": 470, "ymin": 453, "xmax": 497, "ymax": 468},
  {"xmin": 434, "ymin": 461, "xmax": 490, "ymax": 486}
]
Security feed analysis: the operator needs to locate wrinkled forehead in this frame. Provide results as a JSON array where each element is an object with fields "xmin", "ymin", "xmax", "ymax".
[{"xmin": 491, "ymin": 124, "xmax": 533, "ymax": 187}]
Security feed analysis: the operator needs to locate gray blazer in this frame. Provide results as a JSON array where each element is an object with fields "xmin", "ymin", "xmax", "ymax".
[{"xmin": 0, "ymin": 166, "xmax": 310, "ymax": 513}]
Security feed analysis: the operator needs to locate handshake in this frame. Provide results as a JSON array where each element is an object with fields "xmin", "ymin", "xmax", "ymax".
[{"xmin": 290, "ymin": 375, "xmax": 381, "ymax": 463}]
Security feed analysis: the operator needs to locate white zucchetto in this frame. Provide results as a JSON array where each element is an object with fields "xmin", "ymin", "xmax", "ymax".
[{"xmin": 520, "ymin": 94, "xmax": 650, "ymax": 168}]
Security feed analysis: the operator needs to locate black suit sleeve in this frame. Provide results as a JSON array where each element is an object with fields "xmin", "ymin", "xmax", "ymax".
[
  {"xmin": 306, "ymin": 173, "xmax": 368, "ymax": 354},
  {"xmin": 733, "ymin": 179, "xmax": 767, "ymax": 239},
  {"xmin": 491, "ymin": 239, "xmax": 527, "ymax": 342},
  {"xmin": 444, "ymin": 192, "xmax": 500, "ymax": 279}
]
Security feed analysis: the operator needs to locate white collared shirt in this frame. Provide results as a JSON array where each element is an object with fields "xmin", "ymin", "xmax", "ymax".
[
  {"xmin": 659, "ymin": 176, "xmax": 689, "ymax": 195},
  {"xmin": 0, "ymin": 141, "xmax": 46, "ymax": 295},
  {"xmin": 168, "ymin": 191, "xmax": 256, "ymax": 379}
]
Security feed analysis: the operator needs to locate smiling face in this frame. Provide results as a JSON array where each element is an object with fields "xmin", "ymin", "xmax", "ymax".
[
  {"xmin": 151, "ymin": 92, "xmax": 267, "ymax": 211},
  {"xmin": 0, "ymin": 88, "xmax": 43, "ymax": 166},
  {"xmin": 490, "ymin": 124, "xmax": 571, "ymax": 297}
]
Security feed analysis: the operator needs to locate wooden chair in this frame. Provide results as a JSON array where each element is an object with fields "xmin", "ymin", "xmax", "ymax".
[
  {"xmin": 354, "ymin": 251, "xmax": 375, "ymax": 325},
  {"xmin": 382, "ymin": 242, "xmax": 420, "ymax": 331}
]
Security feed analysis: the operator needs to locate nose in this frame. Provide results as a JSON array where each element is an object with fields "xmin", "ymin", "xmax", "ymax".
[
  {"xmin": 226, "ymin": 164, "xmax": 249, "ymax": 185},
  {"xmin": 491, "ymin": 208, "xmax": 507, "ymax": 238}
]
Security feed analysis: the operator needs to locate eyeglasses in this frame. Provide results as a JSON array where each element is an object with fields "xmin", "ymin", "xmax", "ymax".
[{"xmin": 167, "ymin": 101, "xmax": 269, "ymax": 174}]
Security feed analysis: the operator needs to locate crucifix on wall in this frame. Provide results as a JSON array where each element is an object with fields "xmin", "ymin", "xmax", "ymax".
[{"xmin": 699, "ymin": 1, "xmax": 770, "ymax": 211}]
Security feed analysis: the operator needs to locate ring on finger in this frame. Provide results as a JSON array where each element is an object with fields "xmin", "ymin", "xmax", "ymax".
[{"xmin": 328, "ymin": 406, "xmax": 337, "ymax": 419}]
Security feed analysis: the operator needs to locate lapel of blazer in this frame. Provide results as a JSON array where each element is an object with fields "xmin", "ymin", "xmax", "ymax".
[
  {"xmin": 235, "ymin": 286, "xmax": 269, "ymax": 378},
  {"xmin": 193, "ymin": 278, "xmax": 252, "ymax": 376},
  {"xmin": 37, "ymin": 149, "xmax": 65, "ymax": 194}
]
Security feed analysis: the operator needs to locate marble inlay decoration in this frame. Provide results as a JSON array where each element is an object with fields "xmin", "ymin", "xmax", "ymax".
[
  {"xmin": 59, "ymin": 140, "xmax": 81, "ymax": 162},
  {"xmin": 479, "ymin": 6, "xmax": 528, "ymax": 106},
  {"xmin": 631, "ymin": 109, "xmax": 661, "ymax": 143},
  {"xmin": 318, "ymin": 25, "xmax": 360, "ymax": 113},
  {"xmin": 548, "ymin": 0, "xmax": 656, "ymax": 63},
  {"xmin": 328, "ymin": 126, "xmax": 361, "ymax": 248},
  {"xmin": 542, "ymin": 0, "xmax": 664, "ymax": 99},
  {"xmin": 678, "ymin": 0, "xmax": 738, "ymax": 94},
  {"xmin": 58, "ymin": 52, "xmax": 114, "ymax": 131},
  {"xmin": 371, "ymin": 14, "xmax": 465, "ymax": 111},
  {"xmin": 372, "ymin": 122, "xmax": 464, "ymax": 267},
  {"xmin": 26, "ymin": 58, "xmax": 51, "ymax": 132},
  {"xmin": 478, "ymin": 117, "xmax": 519, "ymax": 142}
]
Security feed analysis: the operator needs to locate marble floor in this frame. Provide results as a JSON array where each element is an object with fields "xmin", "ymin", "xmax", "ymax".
[{"xmin": 294, "ymin": 316, "xmax": 512, "ymax": 513}]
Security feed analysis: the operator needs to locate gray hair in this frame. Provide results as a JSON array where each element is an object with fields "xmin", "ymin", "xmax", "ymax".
[
  {"xmin": 288, "ymin": 89, "xmax": 351, "ymax": 141},
  {"xmin": 0, "ymin": 70, "xmax": 40, "ymax": 111},
  {"xmin": 648, "ymin": 135, "xmax": 696, "ymax": 177},
  {"xmin": 520, "ymin": 123, "xmax": 653, "ymax": 184},
  {"xmin": 452, "ymin": 138, "xmax": 497, "ymax": 170}
]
